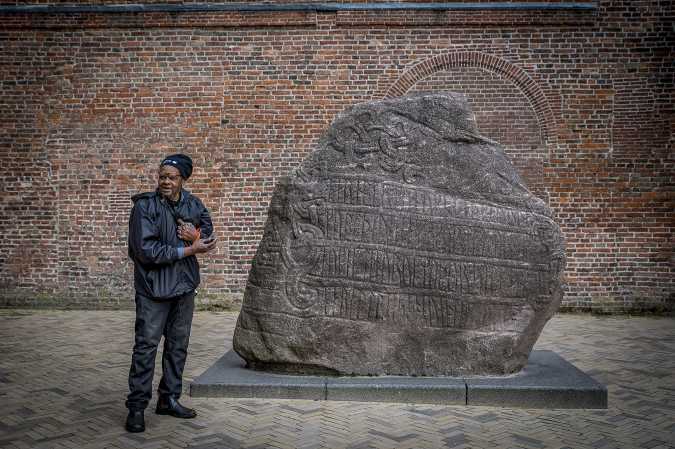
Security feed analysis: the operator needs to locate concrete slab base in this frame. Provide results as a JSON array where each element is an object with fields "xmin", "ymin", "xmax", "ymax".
[{"xmin": 190, "ymin": 350, "xmax": 607, "ymax": 409}]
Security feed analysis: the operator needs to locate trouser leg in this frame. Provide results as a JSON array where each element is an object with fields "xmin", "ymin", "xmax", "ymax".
[
  {"xmin": 157, "ymin": 291, "xmax": 195, "ymax": 399},
  {"xmin": 126, "ymin": 294, "xmax": 170, "ymax": 411}
]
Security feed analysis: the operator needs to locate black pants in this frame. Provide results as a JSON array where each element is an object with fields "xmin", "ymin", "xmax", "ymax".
[{"xmin": 126, "ymin": 291, "xmax": 195, "ymax": 411}]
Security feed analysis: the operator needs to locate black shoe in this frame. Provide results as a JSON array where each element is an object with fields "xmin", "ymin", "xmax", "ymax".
[
  {"xmin": 125, "ymin": 410, "xmax": 145, "ymax": 433},
  {"xmin": 155, "ymin": 396, "xmax": 197, "ymax": 419}
]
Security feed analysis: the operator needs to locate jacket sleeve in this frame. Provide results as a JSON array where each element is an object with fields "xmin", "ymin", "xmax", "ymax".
[
  {"xmin": 196, "ymin": 197, "xmax": 214, "ymax": 238},
  {"xmin": 129, "ymin": 199, "xmax": 179, "ymax": 266}
]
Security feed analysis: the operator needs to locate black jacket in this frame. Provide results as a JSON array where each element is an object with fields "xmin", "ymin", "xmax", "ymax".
[{"xmin": 128, "ymin": 189, "xmax": 213, "ymax": 300}]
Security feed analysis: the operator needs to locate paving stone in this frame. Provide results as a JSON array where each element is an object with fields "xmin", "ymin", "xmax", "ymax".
[{"xmin": 0, "ymin": 310, "xmax": 673, "ymax": 449}]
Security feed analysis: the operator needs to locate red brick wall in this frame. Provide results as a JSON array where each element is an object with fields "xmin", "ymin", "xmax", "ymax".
[{"xmin": 0, "ymin": 1, "xmax": 673, "ymax": 313}]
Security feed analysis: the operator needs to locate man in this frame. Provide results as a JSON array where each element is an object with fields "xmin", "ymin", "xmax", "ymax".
[{"xmin": 125, "ymin": 153, "xmax": 217, "ymax": 433}]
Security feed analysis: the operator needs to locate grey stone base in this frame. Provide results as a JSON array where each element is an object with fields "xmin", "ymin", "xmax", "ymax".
[{"xmin": 190, "ymin": 350, "xmax": 607, "ymax": 409}]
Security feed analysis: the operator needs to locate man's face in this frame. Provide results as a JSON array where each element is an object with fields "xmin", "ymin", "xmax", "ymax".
[{"xmin": 158, "ymin": 165, "xmax": 183, "ymax": 201}]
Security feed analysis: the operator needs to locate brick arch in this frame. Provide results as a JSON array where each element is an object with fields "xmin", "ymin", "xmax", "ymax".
[{"xmin": 383, "ymin": 52, "xmax": 557, "ymax": 146}]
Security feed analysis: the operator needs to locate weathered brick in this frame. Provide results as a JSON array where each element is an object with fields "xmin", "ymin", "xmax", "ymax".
[{"xmin": 0, "ymin": 1, "xmax": 672, "ymax": 314}]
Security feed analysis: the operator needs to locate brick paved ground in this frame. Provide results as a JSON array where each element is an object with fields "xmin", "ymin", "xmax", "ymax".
[{"xmin": 0, "ymin": 310, "xmax": 673, "ymax": 449}]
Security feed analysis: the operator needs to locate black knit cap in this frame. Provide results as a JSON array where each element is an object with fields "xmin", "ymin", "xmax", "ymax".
[{"xmin": 160, "ymin": 154, "xmax": 193, "ymax": 179}]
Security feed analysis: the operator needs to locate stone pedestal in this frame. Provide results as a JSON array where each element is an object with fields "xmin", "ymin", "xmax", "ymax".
[{"xmin": 191, "ymin": 350, "xmax": 607, "ymax": 409}]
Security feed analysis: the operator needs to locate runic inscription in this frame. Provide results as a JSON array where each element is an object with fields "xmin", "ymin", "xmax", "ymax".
[{"xmin": 233, "ymin": 92, "xmax": 566, "ymax": 376}]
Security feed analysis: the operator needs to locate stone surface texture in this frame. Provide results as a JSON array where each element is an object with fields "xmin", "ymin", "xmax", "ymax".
[
  {"xmin": 192, "ymin": 350, "xmax": 606, "ymax": 409},
  {"xmin": 233, "ymin": 92, "xmax": 566, "ymax": 376}
]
